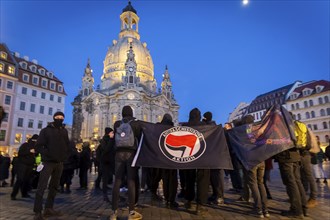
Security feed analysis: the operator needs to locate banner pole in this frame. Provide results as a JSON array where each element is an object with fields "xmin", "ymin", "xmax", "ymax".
[{"xmin": 131, "ymin": 133, "xmax": 144, "ymax": 167}]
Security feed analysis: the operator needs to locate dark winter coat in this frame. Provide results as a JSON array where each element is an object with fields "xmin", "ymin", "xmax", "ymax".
[
  {"xmin": 0, "ymin": 155, "xmax": 10, "ymax": 180},
  {"xmin": 35, "ymin": 122, "xmax": 70, "ymax": 163},
  {"xmin": 98, "ymin": 135, "xmax": 115, "ymax": 164},
  {"xmin": 17, "ymin": 139, "xmax": 36, "ymax": 166},
  {"xmin": 63, "ymin": 141, "xmax": 80, "ymax": 170},
  {"xmin": 79, "ymin": 146, "xmax": 91, "ymax": 169}
]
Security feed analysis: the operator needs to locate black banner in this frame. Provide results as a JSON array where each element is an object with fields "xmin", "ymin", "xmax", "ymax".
[{"xmin": 132, "ymin": 122, "xmax": 233, "ymax": 170}]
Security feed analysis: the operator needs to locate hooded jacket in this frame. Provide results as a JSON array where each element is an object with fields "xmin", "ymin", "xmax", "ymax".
[
  {"xmin": 181, "ymin": 108, "xmax": 206, "ymax": 126},
  {"xmin": 36, "ymin": 122, "xmax": 70, "ymax": 163}
]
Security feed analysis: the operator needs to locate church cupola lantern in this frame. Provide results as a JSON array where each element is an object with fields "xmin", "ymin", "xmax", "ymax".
[
  {"xmin": 123, "ymin": 43, "xmax": 139, "ymax": 87},
  {"xmin": 81, "ymin": 58, "xmax": 94, "ymax": 97}
]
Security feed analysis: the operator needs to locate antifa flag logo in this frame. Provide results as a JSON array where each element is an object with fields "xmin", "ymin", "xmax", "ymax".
[{"xmin": 158, "ymin": 126, "xmax": 206, "ymax": 163}]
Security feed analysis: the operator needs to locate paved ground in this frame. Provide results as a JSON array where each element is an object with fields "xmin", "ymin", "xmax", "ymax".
[{"xmin": 0, "ymin": 162, "xmax": 329, "ymax": 220}]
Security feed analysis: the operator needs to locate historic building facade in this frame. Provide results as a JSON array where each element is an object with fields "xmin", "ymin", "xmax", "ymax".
[
  {"xmin": 245, "ymin": 81, "xmax": 302, "ymax": 122},
  {"xmin": 71, "ymin": 2, "xmax": 179, "ymax": 144},
  {"xmin": 0, "ymin": 43, "xmax": 66, "ymax": 155},
  {"xmin": 286, "ymin": 80, "xmax": 330, "ymax": 147}
]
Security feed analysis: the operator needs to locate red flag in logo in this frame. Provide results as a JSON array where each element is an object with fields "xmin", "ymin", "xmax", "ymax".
[{"xmin": 165, "ymin": 134, "xmax": 197, "ymax": 156}]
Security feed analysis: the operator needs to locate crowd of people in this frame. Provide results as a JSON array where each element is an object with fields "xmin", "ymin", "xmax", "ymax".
[{"xmin": 0, "ymin": 106, "xmax": 329, "ymax": 220}]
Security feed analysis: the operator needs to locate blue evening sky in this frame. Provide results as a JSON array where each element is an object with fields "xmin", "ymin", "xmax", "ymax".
[{"xmin": 1, "ymin": 0, "xmax": 329, "ymax": 125}]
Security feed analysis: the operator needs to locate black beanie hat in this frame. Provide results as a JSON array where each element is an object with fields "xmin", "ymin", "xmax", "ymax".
[
  {"xmin": 122, "ymin": 106, "xmax": 133, "ymax": 117},
  {"xmin": 105, "ymin": 127, "xmax": 113, "ymax": 134},
  {"xmin": 203, "ymin": 111, "xmax": 212, "ymax": 122},
  {"xmin": 53, "ymin": 111, "xmax": 65, "ymax": 119},
  {"xmin": 31, "ymin": 134, "xmax": 39, "ymax": 141}
]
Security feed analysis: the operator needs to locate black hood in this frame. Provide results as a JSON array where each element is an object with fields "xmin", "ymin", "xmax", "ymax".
[
  {"xmin": 189, "ymin": 108, "xmax": 201, "ymax": 123},
  {"xmin": 122, "ymin": 106, "xmax": 133, "ymax": 118}
]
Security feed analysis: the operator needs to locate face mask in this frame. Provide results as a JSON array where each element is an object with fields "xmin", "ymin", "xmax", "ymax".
[{"xmin": 54, "ymin": 119, "xmax": 64, "ymax": 127}]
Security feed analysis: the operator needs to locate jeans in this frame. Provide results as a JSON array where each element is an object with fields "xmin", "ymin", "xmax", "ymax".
[
  {"xmin": 300, "ymin": 153, "xmax": 318, "ymax": 199},
  {"xmin": 112, "ymin": 151, "xmax": 138, "ymax": 211},
  {"xmin": 279, "ymin": 161, "xmax": 307, "ymax": 215},
  {"xmin": 246, "ymin": 162, "xmax": 267, "ymax": 211},
  {"xmin": 33, "ymin": 162, "xmax": 63, "ymax": 213}
]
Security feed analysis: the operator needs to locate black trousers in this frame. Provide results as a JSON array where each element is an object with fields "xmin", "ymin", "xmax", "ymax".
[
  {"xmin": 112, "ymin": 151, "xmax": 138, "ymax": 212},
  {"xmin": 184, "ymin": 169, "xmax": 210, "ymax": 205},
  {"xmin": 11, "ymin": 163, "xmax": 33, "ymax": 197},
  {"xmin": 33, "ymin": 162, "xmax": 63, "ymax": 213},
  {"xmin": 60, "ymin": 168, "xmax": 74, "ymax": 187},
  {"xmin": 162, "ymin": 169, "xmax": 178, "ymax": 203},
  {"xmin": 210, "ymin": 169, "xmax": 224, "ymax": 199}
]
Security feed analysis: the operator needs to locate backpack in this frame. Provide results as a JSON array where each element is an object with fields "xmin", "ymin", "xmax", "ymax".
[
  {"xmin": 115, "ymin": 119, "xmax": 135, "ymax": 148},
  {"xmin": 294, "ymin": 120, "xmax": 308, "ymax": 149}
]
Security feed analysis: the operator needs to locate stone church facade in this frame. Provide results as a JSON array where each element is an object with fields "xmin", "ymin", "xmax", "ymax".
[{"xmin": 71, "ymin": 2, "xmax": 179, "ymax": 144}]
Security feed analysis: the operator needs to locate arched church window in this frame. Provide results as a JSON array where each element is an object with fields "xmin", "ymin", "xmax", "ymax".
[{"xmin": 129, "ymin": 76, "xmax": 133, "ymax": 83}]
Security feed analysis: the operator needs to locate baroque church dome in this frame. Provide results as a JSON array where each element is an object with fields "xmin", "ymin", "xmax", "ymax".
[{"xmin": 101, "ymin": 1, "xmax": 155, "ymax": 91}]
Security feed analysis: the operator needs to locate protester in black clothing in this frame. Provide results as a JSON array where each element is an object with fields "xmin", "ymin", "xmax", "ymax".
[
  {"xmin": 78, "ymin": 142, "xmax": 91, "ymax": 189},
  {"xmin": 224, "ymin": 122, "xmax": 243, "ymax": 192},
  {"xmin": 97, "ymin": 127, "xmax": 115, "ymax": 202},
  {"xmin": 60, "ymin": 140, "xmax": 79, "ymax": 193},
  {"xmin": 33, "ymin": 112, "xmax": 70, "ymax": 220},
  {"xmin": 10, "ymin": 152, "xmax": 18, "ymax": 187},
  {"xmin": 160, "ymin": 114, "xmax": 179, "ymax": 209},
  {"xmin": 325, "ymin": 140, "xmax": 330, "ymax": 161},
  {"xmin": 110, "ymin": 105, "xmax": 142, "ymax": 220},
  {"xmin": 181, "ymin": 108, "xmax": 210, "ymax": 214},
  {"xmin": 0, "ymin": 153, "xmax": 10, "ymax": 187},
  {"xmin": 274, "ymin": 113, "xmax": 308, "ymax": 218},
  {"xmin": 11, "ymin": 134, "xmax": 39, "ymax": 200},
  {"xmin": 203, "ymin": 111, "xmax": 225, "ymax": 206}
]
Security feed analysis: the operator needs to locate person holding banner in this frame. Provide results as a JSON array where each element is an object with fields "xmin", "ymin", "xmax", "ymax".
[
  {"xmin": 182, "ymin": 108, "xmax": 210, "ymax": 214},
  {"xmin": 110, "ymin": 106, "xmax": 142, "ymax": 220},
  {"xmin": 203, "ymin": 111, "xmax": 225, "ymax": 206},
  {"xmin": 241, "ymin": 115, "xmax": 270, "ymax": 218},
  {"xmin": 160, "ymin": 113, "xmax": 179, "ymax": 209},
  {"xmin": 275, "ymin": 122, "xmax": 308, "ymax": 219}
]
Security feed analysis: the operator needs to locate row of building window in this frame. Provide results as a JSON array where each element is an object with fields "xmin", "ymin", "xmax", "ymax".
[
  {"xmin": 307, "ymin": 121, "xmax": 330, "ymax": 131},
  {"xmin": 17, "ymin": 117, "xmax": 45, "ymax": 129},
  {"xmin": 290, "ymin": 96, "xmax": 329, "ymax": 110},
  {"xmin": 19, "ymin": 62, "xmax": 53, "ymax": 78},
  {"xmin": 293, "ymin": 108, "xmax": 330, "ymax": 120},
  {"xmin": 0, "ymin": 78, "xmax": 63, "ymax": 96},
  {"xmin": 21, "ymin": 87, "xmax": 62, "ymax": 103},
  {"xmin": 22, "ymin": 73, "xmax": 62, "ymax": 92},
  {"xmin": 19, "ymin": 102, "xmax": 58, "ymax": 115},
  {"xmin": 0, "ymin": 130, "xmax": 39, "ymax": 144},
  {"xmin": 249, "ymin": 99, "xmax": 283, "ymax": 113},
  {"xmin": 0, "ymin": 62, "xmax": 15, "ymax": 75}
]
